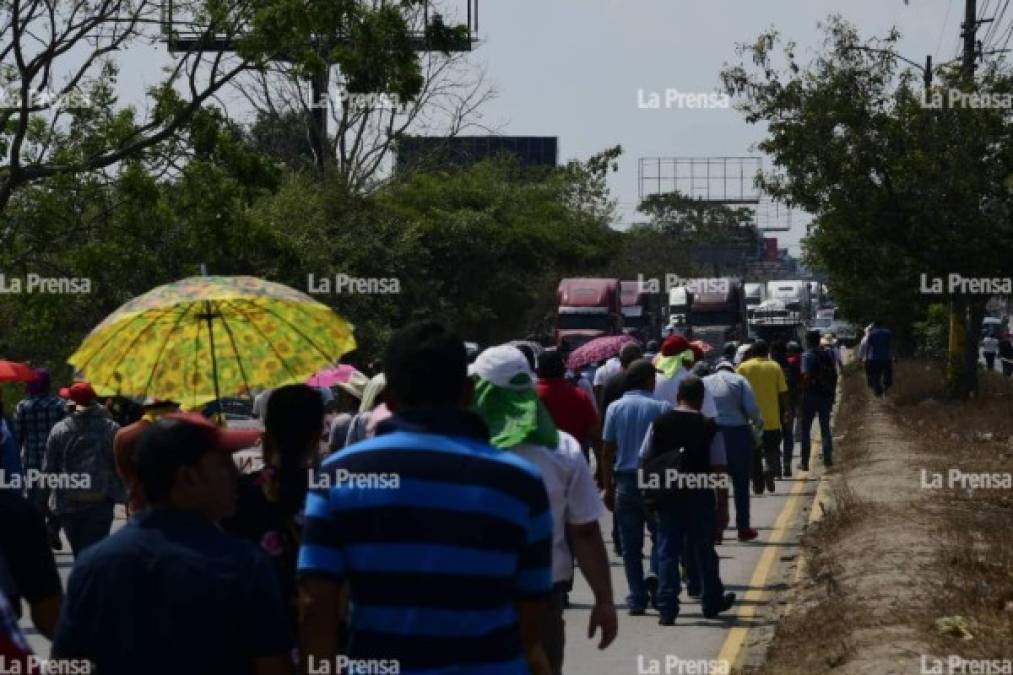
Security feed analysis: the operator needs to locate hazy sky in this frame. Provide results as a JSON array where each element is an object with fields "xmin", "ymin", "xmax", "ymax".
[{"xmin": 115, "ymin": 1, "xmax": 966, "ymax": 253}]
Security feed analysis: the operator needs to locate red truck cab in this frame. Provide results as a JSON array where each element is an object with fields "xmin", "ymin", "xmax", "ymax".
[{"xmin": 555, "ymin": 278, "xmax": 622, "ymax": 350}]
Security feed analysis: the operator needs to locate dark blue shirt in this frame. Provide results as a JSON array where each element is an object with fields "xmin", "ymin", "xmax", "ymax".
[
  {"xmin": 867, "ymin": 327, "xmax": 893, "ymax": 362},
  {"xmin": 53, "ymin": 508, "xmax": 293, "ymax": 675},
  {"xmin": 298, "ymin": 408, "xmax": 552, "ymax": 674}
]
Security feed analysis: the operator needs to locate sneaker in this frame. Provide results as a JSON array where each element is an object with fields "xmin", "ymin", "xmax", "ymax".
[
  {"xmin": 629, "ymin": 607, "xmax": 647, "ymax": 616},
  {"xmin": 659, "ymin": 615, "xmax": 677, "ymax": 626},
  {"xmin": 646, "ymin": 576, "xmax": 659, "ymax": 610},
  {"xmin": 798, "ymin": 462, "xmax": 809, "ymax": 472},
  {"xmin": 737, "ymin": 528, "xmax": 759, "ymax": 542},
  {"xmin": 782, "ymin": 467, "xmax": 793, "ymax": 478},
  {"xmin": 686, "ymin": 588, "xmax": 701, "ymax": 598},
  {"xmin": 703, "ymin": 593, "xmax": 737, "ymax": 619},
  {"xmin": 751, "ymin": 480, "xmax": 764, "ymax": 496},
  {"xmin": 765, "ymin": 474, "xmax": 776, "ymax": 493}
]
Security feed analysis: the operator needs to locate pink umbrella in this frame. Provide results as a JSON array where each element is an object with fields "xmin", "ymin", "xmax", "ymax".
[
  {"xmin": 690, "ymin": 340, "xmax": 714, "ymax": 354},
  {"xmin": 566, "ymin": 335, "xmax": 638, "ymax": 371},
  {"xmin": 306, "ymin": 364, "xmax": 361, "ymax": 388}
]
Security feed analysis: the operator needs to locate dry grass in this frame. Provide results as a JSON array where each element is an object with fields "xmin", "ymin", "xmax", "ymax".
[{"xmin": 885, "ymin": 360, "xmax": 1013, "ymax": 661}]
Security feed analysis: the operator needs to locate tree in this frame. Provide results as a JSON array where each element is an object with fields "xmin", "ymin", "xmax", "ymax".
[{"xmin": 721, "ymin": 16, "xmax": 1013, "ymax": 396}]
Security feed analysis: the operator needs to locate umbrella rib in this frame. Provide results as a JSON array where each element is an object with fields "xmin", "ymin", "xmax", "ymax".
[
  {"xmin": 72, "ymin": 308, "xmax": 159, "ymax": 374},
  {"xmin": 215, "ymin": 302, "xmax": 255, "ymax": 400},
  {"xmin": 143, "ymin": 303, "xmax": 198, "ymax": 400},
  {"xmin": 219, "ymin": 300, "xmax": 303, "ymax": 381},
  {"xmin": 253, "ymin": 301, "xmax": 348, "ymax": 363}
]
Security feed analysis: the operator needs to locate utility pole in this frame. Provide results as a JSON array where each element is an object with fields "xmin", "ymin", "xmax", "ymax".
[{"xmin": 962, "ymin": 0, "xmax": 978, "ymax": 79}]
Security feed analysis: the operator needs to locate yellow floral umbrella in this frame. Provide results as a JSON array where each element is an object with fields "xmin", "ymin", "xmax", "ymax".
[{"xmin": 69, "ymin": 276, "xmax": 356, "ymax": 409}]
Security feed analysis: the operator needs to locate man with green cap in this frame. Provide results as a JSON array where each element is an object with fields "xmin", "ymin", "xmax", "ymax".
[{"xmin": 472, "ymin": 345, "xmax": 618, "ymax": 675}]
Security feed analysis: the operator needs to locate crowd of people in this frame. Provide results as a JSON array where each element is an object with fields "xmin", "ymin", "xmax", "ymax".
[{"xmin": 0, "ymin": 320, "xmax": 856, "ymax": 674}]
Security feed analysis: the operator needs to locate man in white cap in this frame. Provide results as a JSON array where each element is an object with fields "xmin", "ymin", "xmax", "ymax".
[{"xmin": 471, "ymin": 345, "xmax": 617, "ymax": 675}]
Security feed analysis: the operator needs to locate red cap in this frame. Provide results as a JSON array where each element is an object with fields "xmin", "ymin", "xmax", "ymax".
[
  {"xmin": 661, "ymin": 335, "xmax": 690, "ymax": 357},
  {"xmin": 60, "ymin": 382, "xmax": 98, "ymax": 406},
  {"xmin": 164, "ymin": 412, "xmax": 261, "ymax": 453}
]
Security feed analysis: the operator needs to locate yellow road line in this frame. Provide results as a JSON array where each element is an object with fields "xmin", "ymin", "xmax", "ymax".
[{"xmin": 716, "ymin": 473, "xmax": 812, "ymax": 671}]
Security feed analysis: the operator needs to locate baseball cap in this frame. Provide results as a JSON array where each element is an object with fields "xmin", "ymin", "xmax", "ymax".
[
  {"xmin": 661, "ymin": 335, "xmax": 690, "ymax": 357},
  {"xmin": 163, "ymin": 412, "xmax": 262, "ymax": 452},
  {"xmin": 469, "ymin": 345, "xmax": 535, "ymax": 391},
  {"xmin": 59, "ymin": 382, "xmax": 98, "ymax": 406}
]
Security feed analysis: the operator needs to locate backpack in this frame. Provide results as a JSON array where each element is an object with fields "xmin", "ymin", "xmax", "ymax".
[
  {"xmin": 640, "ymin": 412, "xmax": 716, "ymax": 512},
  {"xmin": 61, "ymin": 415, "xmax": 117, "ymax": 501},
  {"xmin": 807, "ymin": 348, "xmax": 838, "ymax": 399}
]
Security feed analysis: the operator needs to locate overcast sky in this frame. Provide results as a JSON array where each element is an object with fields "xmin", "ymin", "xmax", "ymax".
[{"xmin": 115, "ymin": 1, "xmax": 967, "ymax": 253}]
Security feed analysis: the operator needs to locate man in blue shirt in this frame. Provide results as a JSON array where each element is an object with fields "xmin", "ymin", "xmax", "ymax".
[
  {"xmin": 602, "ymin": 359, "xmax": 670, "ymax": 614},
  {"xmin": 864, "ymin": 321, "xmax": 894, "ymax": 397},
  {"xmin": 298, "ymin": 322, "xmax": 554, "ymax": 675},
  {"xmin": 52, "ymin": 413, "xmax": 292, "ymax": 675}
]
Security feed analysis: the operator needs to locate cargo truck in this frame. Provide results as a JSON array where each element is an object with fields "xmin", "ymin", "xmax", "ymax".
[{"xmin": 555, "ymin": 278, "xmax": 622, "ymax": 350}]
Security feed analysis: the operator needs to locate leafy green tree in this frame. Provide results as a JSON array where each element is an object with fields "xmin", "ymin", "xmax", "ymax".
[{"xmin": 721, "ymin": 16, "xmax": 1013, "ymax": 397}]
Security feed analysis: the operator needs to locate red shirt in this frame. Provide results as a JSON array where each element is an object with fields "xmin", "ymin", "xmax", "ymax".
[{"xmin": 535, "ymin": 378, "xmax": 599, "ymax": 443}]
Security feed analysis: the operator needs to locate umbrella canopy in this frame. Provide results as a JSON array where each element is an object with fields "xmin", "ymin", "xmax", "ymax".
[
  {"xmin": 68, "ymin": 276, "xmax": 356, "ymax": 409},
  {"xmin": 566, "ymin": 334, "xmax": 637, "ymax": 371},
  {"xmin": 306, "ymin": 364, "xmax": 362, "ymax": 388},
  {"xmin": 0, "ymin": 360, "xmax": 35, "ymax": 383}
]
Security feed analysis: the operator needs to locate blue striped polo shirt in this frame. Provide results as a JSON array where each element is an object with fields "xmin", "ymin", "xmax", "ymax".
[{"xmin": 297, "ymin": 408, "xmax": 553, "ymax": 674}]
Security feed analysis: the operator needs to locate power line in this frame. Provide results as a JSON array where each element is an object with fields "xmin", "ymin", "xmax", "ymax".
[
  {"xmin": 937, "ymin": 0, "xmax": 955, "ymax": 59},
  {"xmin": 983, "ymin": 0, "xmax": 1011, "ymax": 49}
]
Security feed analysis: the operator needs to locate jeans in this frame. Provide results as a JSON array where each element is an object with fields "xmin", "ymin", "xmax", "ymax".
[
  {"xmin": 761, "ymin": 430, "xmax": 782, "ymax": 479},
  {"xmin": 800, "ymin": 396, "xmax": 833, "ymax": 466},
  {"xmin": 781, "ymin": 412, "xmax": 797, "ymax": 472},
  {"xmin": 541, "ymin": 584, "xmax": 568, "ymax": 675},
  {"xmin": 720, "ymin": 426, "xmax": 754, "ymax": 530},
  {"xmin": 615, "ymin": 471, "xmax": 658, "ymax": 610},
  {"xmin": 655, "ymin": 496, "xmax": 723, "ymax": 620},
  {"xmin": 865, "ymin": 360, "xmax": 893, "ymax": 396},
  {"xmin": 984, "ymin": 353, "xmax": 996, "ymax": 371},
  {"xmin": 62, "ymin": 501, "xmax": 114, "ymax": 557}
]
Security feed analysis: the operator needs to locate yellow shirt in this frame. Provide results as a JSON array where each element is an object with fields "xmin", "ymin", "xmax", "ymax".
[{"xmin": 736, "ymin": 357, "xmax": 788, "ymax": 431}]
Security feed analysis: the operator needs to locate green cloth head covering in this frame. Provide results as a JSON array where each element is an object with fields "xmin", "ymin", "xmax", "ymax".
[
  {"xmin": 653, "ymin": 349, "xmax": 694, "ymax": 379},
  {"xmin": 469, "ymin": 344, "xmax": 559, "ymax": 449}
]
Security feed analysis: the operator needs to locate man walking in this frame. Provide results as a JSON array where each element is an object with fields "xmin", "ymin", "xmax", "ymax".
[
  {"xmin": 799, "ymin": 330, "xmax": 838, "ymax": 470},
  {"xmin": 640, "ymin": 376, "xmax": 737, "ymax": 624},
  {"xmin": 473, "ymin": 345, "xmax": 617, "ymax": 674},
  {"xmin": 14, "ymin": 368, "xmax": 66, "ymax": 546},
  {"xmin": 864, "ymin": 321, "xmax": 894, "ymax": 397},
  {"xmin": 42, "ymin": 382, "xmax": 124, "ymax": 557},
  {"xmin": 298, "ymin": 323, "xmax": 555, "ymax": 675},
  {"xmin": 602, "ymin": 360, "xmax": 670, "ymax": 615},
  {"xmin": 982, "ymin": 333, "xmax": 999, "ymax": 372},
  {"xmin": 52, "ymin": 413, "xmax": 292, "ymax": 675},
  {"xmin": 704, "ymin": 360, "xmax": 764, "ymax": 541},
  {"xmin": 536, "ymin": 349, "xmax": 600, "ymax": 465},
  {"xmin": 736, "ymin": 340, "xmax": 789, "ymax": 493}
]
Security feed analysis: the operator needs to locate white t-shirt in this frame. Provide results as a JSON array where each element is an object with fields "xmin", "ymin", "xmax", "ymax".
[
  {"xmin": 512, "ymin": 431, "xmax": 605, "ymax": 584},
  {"xmin": 654, "ymin": 369, "xmax": 718, "ymax": 418},
  {"xmin": 983, "ymin": 337, "xmax": 999, "ymax": 354},
  {"xmin": 593, "ymin": 357, "xmax": 621, "ymax": 388}
]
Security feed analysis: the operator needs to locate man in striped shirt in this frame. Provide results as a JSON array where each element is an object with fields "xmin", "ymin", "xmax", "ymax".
[{"xmin": 298, "ymin": 322, "xmax": 554, "ymax": 675}]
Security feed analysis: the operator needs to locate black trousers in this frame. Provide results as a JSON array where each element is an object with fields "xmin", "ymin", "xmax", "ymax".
[{"xmin": 865, "ymin": 360, "xmax": 893, "ymax": 396}]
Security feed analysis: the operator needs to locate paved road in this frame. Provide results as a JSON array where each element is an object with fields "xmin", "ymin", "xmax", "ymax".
[
  {"xmin": 20, "ymin": 429, "xmax": 822, "ymax": 675},
  {"xmin": 562, "ymin": 470, "xmax": 817, "ymax": 673}
]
